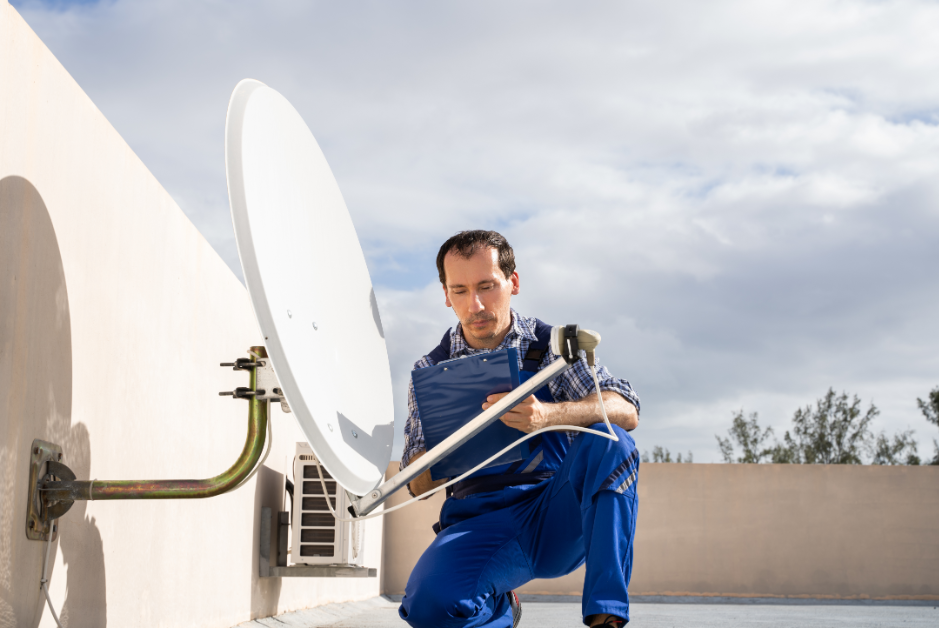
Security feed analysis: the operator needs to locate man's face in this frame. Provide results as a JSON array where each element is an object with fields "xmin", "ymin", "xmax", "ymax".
[{"xmin": 442, "ymin": 247, "xmax": 520, "ymax": 350}]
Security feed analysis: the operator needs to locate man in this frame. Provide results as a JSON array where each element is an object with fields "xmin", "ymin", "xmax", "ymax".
[{"xmin": 399, "ymin": 230, "xmax": 640, "ymax": 628}]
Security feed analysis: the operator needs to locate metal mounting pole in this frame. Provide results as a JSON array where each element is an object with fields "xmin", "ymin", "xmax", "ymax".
[{"xmin": 30, "ymin": 347, "xmax": 270, "ymax": 531}]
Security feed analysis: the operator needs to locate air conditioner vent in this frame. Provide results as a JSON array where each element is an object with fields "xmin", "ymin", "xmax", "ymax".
[{"xmin": 292, "ymin": 442, "xmax": 364, "ymax": 566}]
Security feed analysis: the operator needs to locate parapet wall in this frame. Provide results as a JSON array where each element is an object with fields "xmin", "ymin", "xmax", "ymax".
[{"xmin": 381, "ymin": 462, "xmax": 939, "ymax": 600}]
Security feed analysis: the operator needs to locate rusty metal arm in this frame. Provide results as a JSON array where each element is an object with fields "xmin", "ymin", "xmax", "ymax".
[{"xmin": 39, "ymin": 347, "xmax": 269, "ymax": 508}]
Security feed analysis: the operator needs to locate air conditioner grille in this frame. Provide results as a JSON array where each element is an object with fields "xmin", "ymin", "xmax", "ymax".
[
  {"xmin": 293, "ymin": 444, "xmax": 363, "ymax": 566},
  {"xmin": 302, "ymin": 464, "xmax": 332, "ymax": 479},
  {"xmin": 302, "ymin": 512, "xmax": 334, "ymax": 527},
  {"xmin": 302, "ymin": 480, "xmax": 337, "ymax": 496},
  {"xmin": 301, "ymin": 528, "xmax": 336, "ymax": 543},
  {"xmin": 300, "ymin": 544, "xmax": 335, "ymax": 557},
  {"xmin": 301, "ymin": 496, "xmax": 333, "ymax": 511}
]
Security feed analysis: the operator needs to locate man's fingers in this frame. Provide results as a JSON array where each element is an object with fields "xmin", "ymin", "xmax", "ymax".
[
  {"xmin": 484, "ymin": 393, "xmax": 537, "ymax": 408},
  {"xmin": 485, "ymin": 403, "xmax": 533, "ymax": 417}
]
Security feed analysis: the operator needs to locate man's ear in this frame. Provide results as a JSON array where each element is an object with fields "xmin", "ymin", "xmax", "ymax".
[
  {"xmin": 443, "ymin": 284, "xmax": 452, "ymax": 308},
  {"xmin": 510, "ymin": 271, "xmax": 520, "ymax": 296}
]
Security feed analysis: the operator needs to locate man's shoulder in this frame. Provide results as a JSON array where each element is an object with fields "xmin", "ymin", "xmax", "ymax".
[{"xmin": 412, "ymin": 354, "xmax": 434, "ymax": 371}]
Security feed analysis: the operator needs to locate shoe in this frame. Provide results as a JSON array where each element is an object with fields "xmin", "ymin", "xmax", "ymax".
[
  {"xmin": 589, "ymin": 615, "xmax": 625, "ymax": 628},
  {"xmin": 509, "ymin": 590, "xmax": 522, "ymax": 627}
]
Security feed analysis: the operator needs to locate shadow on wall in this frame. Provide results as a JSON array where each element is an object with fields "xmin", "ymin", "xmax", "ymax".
[
  {"xmin": 250, "ymin": 465, "xmax": 285, "ymax": 619},
  {"xmin": 57, "ymin": 423, "xmax": 107, "ymax": 628},
  {"xmin": 0, "ymin": 176, "xmax": 107, "ymax": 627}
]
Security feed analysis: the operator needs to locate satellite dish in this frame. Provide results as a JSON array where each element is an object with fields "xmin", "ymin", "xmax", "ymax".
[{"xmin": 225, "ymin": 79, "xmax": 394, "ymax": 496}]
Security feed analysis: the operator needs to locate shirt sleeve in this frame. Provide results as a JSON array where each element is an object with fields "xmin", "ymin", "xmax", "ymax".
[
  {"xmin": 400, "ymin": 377, "xmax": 425, "ymax": 472},
  {"xmin": 546, "ymin": 350, "xmax": 640, "ymax": 414},
  {"xmin": 400, "ymin": 356, "xmax": 432, "ymax": 475}
]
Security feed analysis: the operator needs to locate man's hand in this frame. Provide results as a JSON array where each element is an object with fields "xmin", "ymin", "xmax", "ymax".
[
  {"xmin": 483, "ymin": 393, "xmax": 552, "ymax": 433},
  {"xmin": 406, "ymin": 450, "xmax": 447, "ymax": 499}
]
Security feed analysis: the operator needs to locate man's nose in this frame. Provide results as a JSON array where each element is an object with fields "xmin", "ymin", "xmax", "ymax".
[{"xmin": 468, "ymin": 291, "xmax": 485, "ymax": 313}]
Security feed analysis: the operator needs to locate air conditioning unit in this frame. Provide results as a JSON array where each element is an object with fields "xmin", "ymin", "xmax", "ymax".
[{"xmin": 291, "ymin": 442, "xmax": 364, "ymax": 566}]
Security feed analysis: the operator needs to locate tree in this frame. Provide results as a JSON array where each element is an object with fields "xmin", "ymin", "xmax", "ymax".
[
  {"xmin": 641, "ymin": 446, "xmax": 693, "ymax": 463},
  {"xmin": 871, "ymin": 430, "xmax": 920, "ymax": 466},
  {"xmin": 778, "ymin": 388, "xmax": 877, "ymax": 465},
  {"xmin": 917, "ymin": 386, "xmax": 939, "ymax": 465},
  {"xmin": 715, "ymin": 410, "xmax": 774, "ymax": 463}
]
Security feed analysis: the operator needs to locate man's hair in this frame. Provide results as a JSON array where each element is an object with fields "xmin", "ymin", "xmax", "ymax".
[{"xmin": 436, "ymin": 230, "xmax": 516, "ymax": 285}]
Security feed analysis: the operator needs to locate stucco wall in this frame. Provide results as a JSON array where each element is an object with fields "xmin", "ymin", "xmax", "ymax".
[
  {"xmin": 0, "ymin": 4, "xmax": 382, "ymax": 627},
  {"xmin": 381, "ymin": 462, "xmax": 939, "ymax": 600}
]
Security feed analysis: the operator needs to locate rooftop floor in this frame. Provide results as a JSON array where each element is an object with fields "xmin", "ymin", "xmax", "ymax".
[{"xmin": 237, "ymin": 595, "xmax": 939, "ymax": 628}]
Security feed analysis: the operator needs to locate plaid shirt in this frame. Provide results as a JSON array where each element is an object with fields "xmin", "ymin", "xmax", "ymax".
[{"xmin": 400, "ymin": 310, "xmax": 640, "ymax": 471}]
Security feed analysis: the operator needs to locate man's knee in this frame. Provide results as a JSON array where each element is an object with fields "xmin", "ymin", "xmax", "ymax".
[
  {"xmin": 567, "ymin": 424, "xmax": 639, "ymax": 501},
  {"xmin": 586, "ymin": 423, "xmax": 636, "ymax": 456},
  {"xmin": 399, "ymin": 587, "xmax": 487, "ymax": 628}
]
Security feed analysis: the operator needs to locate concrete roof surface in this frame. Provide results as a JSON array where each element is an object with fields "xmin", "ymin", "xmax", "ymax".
[{"xmin": 236, "ymin": 596, "xmax": 939, "ymax": 628}]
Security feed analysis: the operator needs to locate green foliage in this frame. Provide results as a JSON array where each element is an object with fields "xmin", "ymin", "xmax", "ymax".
[
  {"xmin": 871, "ymin": 429, "xmax": 920, "ymax": 466},
  {"xmin": 917, "ymin": 386, "xmax": 939, "ymax": 427},
  {"xmin": 715, "ymin": 410, "xmax": 774, "ymax": 463},
  {"xmin": 779, "ymin": 389, "xmax": 877, "ymax": 465},
  {"xmin": 715, "ymin": 388, "xmax": 923, "ymax": 466},
  {"xmin": 917, "ymin": 386, "xmax": 939, "ymax": 465},
  {"xmin": 641, "ymin": 445, "xmax": 693, "ymax": 463}
]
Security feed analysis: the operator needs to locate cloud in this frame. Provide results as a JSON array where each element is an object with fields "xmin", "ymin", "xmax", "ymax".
[{"xmin": 12, "ymin": 0, "xmax": 939, "ymax": 461}]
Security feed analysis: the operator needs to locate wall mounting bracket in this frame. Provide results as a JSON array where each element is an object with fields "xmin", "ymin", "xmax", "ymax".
[
  {"xmin": 25, "ymin": 439, "xmax": 65, "ymax": 541},
  {"xmin": 27, "ymin": 346, "xmax": 272, "ymax": 540}
]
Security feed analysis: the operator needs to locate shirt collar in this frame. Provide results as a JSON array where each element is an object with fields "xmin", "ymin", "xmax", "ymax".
[{"xmin": 452, "ymin": 309, "xmax": 535, "ymax": 355}]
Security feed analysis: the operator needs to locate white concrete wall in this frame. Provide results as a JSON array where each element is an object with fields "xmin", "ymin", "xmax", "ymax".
[{"xmin": 0, "ymin": 3, "xmax": 382, "ymax": 627}]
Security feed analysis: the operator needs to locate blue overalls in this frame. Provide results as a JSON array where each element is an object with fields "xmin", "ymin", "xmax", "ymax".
[{"xmin": 399, "ymin": 320, "xmax": 639, "ymax": 627}]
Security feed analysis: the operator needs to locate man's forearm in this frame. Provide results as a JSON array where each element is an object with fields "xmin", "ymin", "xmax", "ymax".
[{"xmin": 546, "ymin": 391, "xmax": 639, "ymax": 431}]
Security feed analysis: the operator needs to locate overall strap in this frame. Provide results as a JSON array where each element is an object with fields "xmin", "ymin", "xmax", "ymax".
[
  {"xmin": 426, "ymin": 328, "xmax": 453, "ymax": 365},
  {"xmin": 521, "ymin": 318, "xmax": 554, "ymax": 372}
]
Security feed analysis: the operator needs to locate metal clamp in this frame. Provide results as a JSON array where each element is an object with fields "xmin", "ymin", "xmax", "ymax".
[{"xmin": 218, "ymin": 355, "xmax": 290, "ymax": 412}]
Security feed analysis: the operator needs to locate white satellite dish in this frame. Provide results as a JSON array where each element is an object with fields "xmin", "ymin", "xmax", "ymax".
[{"xmin": 225, "ymin": 79, "xmax": 394, "ymax": 496}]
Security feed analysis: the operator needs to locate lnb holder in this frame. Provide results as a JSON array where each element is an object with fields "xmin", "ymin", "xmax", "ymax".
[
  {"xmin": 561, "ymin": 324, "xmax": 580, "ymax": 363},
  {"xmin": 552, "ymin": 324, "xmax": 601, "ymax": 367}
]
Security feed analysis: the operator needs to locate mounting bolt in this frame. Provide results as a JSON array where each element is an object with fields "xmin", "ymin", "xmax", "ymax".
[
  {"xmin": 371, "ymin": 491, "xmax": 380, "ymax": 499},
  {"xmin": 351, "ymin": 430, "xmax": 358, "ymax": 438}
]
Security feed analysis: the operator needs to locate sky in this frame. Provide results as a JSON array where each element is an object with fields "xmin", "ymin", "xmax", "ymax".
[{"xmin": 10, "ymin": 0, "xmax": 939, "ymax": 462}]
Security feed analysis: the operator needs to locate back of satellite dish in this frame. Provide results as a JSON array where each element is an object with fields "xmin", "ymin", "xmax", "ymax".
[{"xmin": 226, "ymin": 79, "xmax": 395, "ymax": 497}]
